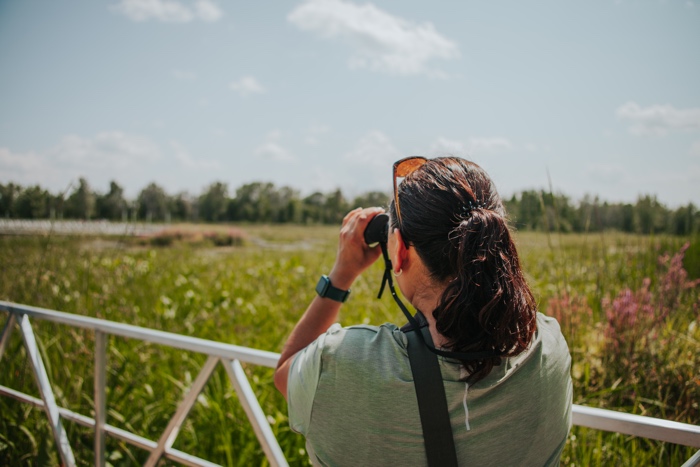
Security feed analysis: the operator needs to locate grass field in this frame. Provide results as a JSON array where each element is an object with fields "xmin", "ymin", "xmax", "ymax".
[{"xmin": 0, "ymin": 224, "xmax": 698, "ymax": 466}]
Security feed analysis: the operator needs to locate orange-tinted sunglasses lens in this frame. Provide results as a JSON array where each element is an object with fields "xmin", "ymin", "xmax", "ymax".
[
  {"xmin": 393, "ymin": 157, "xmax": 427, "ymax": 227},
  {"xmin": 395, "ymin": 157, "xmax": 427, "ymax": 177}
]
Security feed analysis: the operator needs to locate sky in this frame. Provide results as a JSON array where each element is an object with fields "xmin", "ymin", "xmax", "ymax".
[{"xmin": 0, "ymin": 0, "xmax": 699, "ymax": 207}]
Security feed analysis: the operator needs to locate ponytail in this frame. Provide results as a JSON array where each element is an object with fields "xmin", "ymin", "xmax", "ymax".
[{"xmin": 435, "ymin": 208, "xmax": 536, "ymax": 384}]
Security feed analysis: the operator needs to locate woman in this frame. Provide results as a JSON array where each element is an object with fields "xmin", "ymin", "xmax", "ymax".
[{"xmin": 274, "ymin": 157, "xmax": 572, "ymax": 466}]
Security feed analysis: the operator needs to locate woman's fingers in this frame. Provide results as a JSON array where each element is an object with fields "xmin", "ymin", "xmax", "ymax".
[
  {"xmin": 340, "ymin": 207, "xmax": 384, "ymax": 245},
  {"xmin": 330, "ymin": 207, "xmax": 385, "ymax": 289}
]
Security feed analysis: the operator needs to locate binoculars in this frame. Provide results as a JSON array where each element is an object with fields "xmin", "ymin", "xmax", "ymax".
[{"xmin": 364, "ymin": 213, "xmax": 389, "ymax": 245}]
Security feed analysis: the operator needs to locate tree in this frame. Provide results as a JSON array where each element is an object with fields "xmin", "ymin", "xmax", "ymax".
[
  {"xmin": 302, "ymin": 192, "xmax": 326, "ymax": 224},
  {"xmin": 351, "ymin": 191, "xmax": 390, "ymax": 210},
  {"xmin": 199, "ymin": 182, "xmax": 229, "ymax": 222},
  {"xmin": 0, "ymin": 183, "xmax": 21, "ymax": 218},
  {"xmin": 15, "ymin": 185, "xmax": 49, "ymax": 219},
  {"xmin": 96, "ymin": 181, "xmax": 127, "ymax": 220},
  {"xmin": 516, "ymin": 190, "xmax": 543, "ymax": 230},
  {"xmin": 272, "ymin": 186, "xmax": 301, "ymax": 223},
  {"xmin": 65, "ymin": 178, "xmax": 96, "ymax": 219},
  {"xmin": 620, "ymin": 204, "xmax": 634, "ymax": 233},
  {"xmin": 324, "ymin": 189, "xmax": 348, "ymax": 224},
  {"xmin": 670, "ymin": 203, "xmax": 696, "ymax": 236},
  {"xmin": 634, "ymin": 195, "xmax": 667, "ymax": 234},
  {"xmin": 171, "ymin": 191, "xmax": 196, "ymax": 222},
  {"xmin": 137, "ymin": 183, "xmax": 169, "ymax": 222},
  {"xmin": 230, "ymin": 182, "xmax": 278, "ymax": 222}
]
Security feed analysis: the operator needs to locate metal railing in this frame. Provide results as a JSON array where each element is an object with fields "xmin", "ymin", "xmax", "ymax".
[{"xmin": 1, "ymin": 301, "xmax": 699, "ymax": 466}]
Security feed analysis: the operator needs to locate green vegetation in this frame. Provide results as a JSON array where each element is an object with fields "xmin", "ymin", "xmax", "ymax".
[{"xmin": 0, "ymin": 227, "xmax": 698, "ymax": 466}]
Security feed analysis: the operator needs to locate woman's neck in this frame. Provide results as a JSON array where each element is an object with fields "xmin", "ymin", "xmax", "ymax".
[{"xmin": 410, "ymin": 285, "xmax": 451, "ymax": 349}]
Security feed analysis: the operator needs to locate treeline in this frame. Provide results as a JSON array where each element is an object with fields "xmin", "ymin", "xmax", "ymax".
[
  {"xmin": 0, "ymin": 179, "xmax": 390, "ymax": 226},
  {"xmin": 0, "ymin": 179, "xmax": 698, "ymax": 235},
  {"xmin": 506, "ymin": 191, "xmax": 698, "ymax": 236}
]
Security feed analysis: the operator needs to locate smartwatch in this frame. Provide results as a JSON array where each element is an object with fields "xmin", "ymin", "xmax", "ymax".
[{"xmin": 315, "ymin": 275, "xmax": 350, "ymax": 303}]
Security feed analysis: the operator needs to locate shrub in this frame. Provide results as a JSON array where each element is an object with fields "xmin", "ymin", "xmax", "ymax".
[{"xmin": 142, "ymin": 227, "xmax": 246, "ymax": 248}]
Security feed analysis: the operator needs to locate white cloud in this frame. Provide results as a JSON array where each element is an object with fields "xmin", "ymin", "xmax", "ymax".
[
  {"xmin": 0, "ymin": 132, "xmax": 167, "ymax": 196},
  {"xmin": 254, "ymin": 142, "xmax": 295, "ymax": 161},
  {"xmin": 253, "ymin": 129, "xmax": 297, "ymax": 163},
  {"xmin": 307, "ymin": 166, "xmax": 341, "ymax": 193},
  {"xmin": 48, "ymin": 132, "xmax": 161, "ymax": 169},
  {"xmin": 193, "ymin": 0, "xmax": 223, "ymax": 21},
  {"xmin": 430, "ymin": 136, "xmax": 513, "ymax": 156},
  {"xmin": 253, "ymin": 130, "xmax": 295, "ymax": 161},
  {"xmin": 336, "ymin": 130, "xmax": 406, "ymax": 195},
  {"xmin": 171, "ymin": 142, "xmax": 219, "ymax": 169},
  {"xmin": 0, "ymin": 148, "xmax": 47, "ymax": 183},
  {"xmin": 616, "ymin": 101, "xmax": 700, "ymax": 136},
  {"xmin": 230, "ymin": 76, "xmax": 266, "ymax": 97},
  {"xmin": 344, "ymin": 130, "xmax": 401, "ymax": 168},
  {"xmin": 467, "ymin": 137, "xmax": 512, "ymax": 153},
  {"xmin": 429, "ymin": 137, "xmax": 465, "ymax": 155},
  {"xmin": 111, "ymin": 0, "xmax": 222, "ymax": 23},
  {"xmin": 288, "ymin": 0, "xmax": 459, "ymax": 76}
]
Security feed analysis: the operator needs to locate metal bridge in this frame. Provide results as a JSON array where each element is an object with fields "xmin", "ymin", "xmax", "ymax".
[{"xmin": 1, "ymin": 301, "xmax": 699, "ymax": 467}]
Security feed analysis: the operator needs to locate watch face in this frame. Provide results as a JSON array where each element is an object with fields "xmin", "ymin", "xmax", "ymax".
[{"xmin": 316, "ymin": 275, "xmax": 330, "ymax": 296}]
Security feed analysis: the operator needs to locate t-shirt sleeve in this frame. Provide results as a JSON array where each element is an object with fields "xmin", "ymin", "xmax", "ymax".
[{"xmin": 287, "ymin": 323, "xmax": 342, "ymax": 435}]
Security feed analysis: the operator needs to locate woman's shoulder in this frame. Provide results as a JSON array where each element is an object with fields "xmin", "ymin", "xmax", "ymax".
[
  {"xmin": 470, "ymin": 312, "xmax": 571, "ymax": 390},
  {"xmin": 535, "ymin": 312, "xmax": 570, "ymax": 352},
  {"xmin": 319, "ymin": 322, "xmax": 409, "ymax": 369}
]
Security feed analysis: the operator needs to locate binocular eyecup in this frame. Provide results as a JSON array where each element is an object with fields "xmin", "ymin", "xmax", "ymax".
[{"xmin": 363, "ymin": 213, "xmax": 389, "ymax": 245}]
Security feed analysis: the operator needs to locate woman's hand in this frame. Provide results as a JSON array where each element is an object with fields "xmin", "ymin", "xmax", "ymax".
[{"xmin": 328, "ymin": 207, "xmax": 385, "ymax": 290}]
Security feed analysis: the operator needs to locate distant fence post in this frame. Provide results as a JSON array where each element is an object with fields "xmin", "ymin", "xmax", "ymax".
[{"xmin": 94, "ymin": 330, "xmax": 107, "ymax": 467}]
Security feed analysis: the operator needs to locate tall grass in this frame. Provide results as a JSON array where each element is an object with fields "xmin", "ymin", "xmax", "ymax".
[{"xmin": 0, "ymin": 228, "xmax": 698, "ymax": 465}]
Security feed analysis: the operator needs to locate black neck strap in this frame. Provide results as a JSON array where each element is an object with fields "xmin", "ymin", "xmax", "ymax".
[{"xmin": 403, "ymin": 315, "xmax": 459, "ymax": 467}]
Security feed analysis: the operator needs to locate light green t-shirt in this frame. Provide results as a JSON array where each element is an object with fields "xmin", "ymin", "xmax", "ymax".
[{"xmin": 288, "ymin": 312, "xmax": 573, "ymax": 466}]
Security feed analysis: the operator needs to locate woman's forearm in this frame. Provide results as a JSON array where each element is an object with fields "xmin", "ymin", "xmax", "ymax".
[{"xmin": 273, "ymin": 207, "xmax": 384, "ymax": 399}]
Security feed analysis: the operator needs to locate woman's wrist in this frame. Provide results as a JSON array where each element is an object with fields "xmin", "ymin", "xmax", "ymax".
[{"xmin": 327, "ymin": 268, "xmax": 355, "ymax": 291}]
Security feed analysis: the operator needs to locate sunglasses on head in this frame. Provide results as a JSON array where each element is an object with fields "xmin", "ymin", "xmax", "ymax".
[{"xmin": 393, "ymin": 156, "xmax": 428, "ymax": 229}]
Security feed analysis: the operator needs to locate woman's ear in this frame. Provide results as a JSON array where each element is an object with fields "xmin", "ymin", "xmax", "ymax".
[{"xmin": 391, "ymin": 228, "xmax": 408, "ymax": 274}]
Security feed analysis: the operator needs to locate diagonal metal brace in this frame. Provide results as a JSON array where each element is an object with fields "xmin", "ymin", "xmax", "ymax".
[
  {"xmin": 0, "ymin": 312, "xmax": 16, "ymax": 361},
  {"xmin": 18, "ymin": 313, "xmax": 76, "ymax": 467},
  {"xmin": 680, "ymin": 449, "xmax": 700, "ymax": 467},
  {"xmin": 144, "ymin": 355, "xmax": 219, "ymax": 467}
]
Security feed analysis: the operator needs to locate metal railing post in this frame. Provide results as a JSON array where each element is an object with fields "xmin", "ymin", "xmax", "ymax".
[
  {"xmin": 224, "ymin": 359, "xmax": 288, "ymax": 467},
  {"xmin": 18, "ymin": 313, "xmax": 76, "ymax": 467},
  {"xmin": 94, "ymin": 330, "xmax": 107, "ymax": 467}
]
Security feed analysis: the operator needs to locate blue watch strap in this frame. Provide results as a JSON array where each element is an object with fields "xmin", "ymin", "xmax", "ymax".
[{"xmin": 315, "ymin": 275, "xmax": 350, "ymax": 303}]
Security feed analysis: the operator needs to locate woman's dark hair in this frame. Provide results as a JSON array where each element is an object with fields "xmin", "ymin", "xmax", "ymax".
[{"xmin": 390, "ymin": 157, "xmax": 537, "ymax": 384}]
